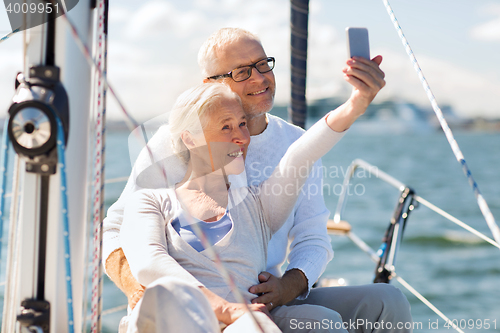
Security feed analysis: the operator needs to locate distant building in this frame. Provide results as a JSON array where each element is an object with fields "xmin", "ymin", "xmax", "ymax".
[{"xmin": 272, "ymin": 97, "xmax": 494, "ymax": 133}]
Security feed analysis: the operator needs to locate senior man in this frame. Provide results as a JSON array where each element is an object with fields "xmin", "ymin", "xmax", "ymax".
[{"xmin": 104, "ymin": 28, "xmax": 412, "ymax": 332}]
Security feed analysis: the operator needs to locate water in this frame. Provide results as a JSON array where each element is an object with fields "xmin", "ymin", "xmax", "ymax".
[
  {"xmin": 319, "ymin": 130, "xmax": 500, "ymax": 332},
  {"xmin": 2, "ymin": 126, "xmax": 500, "ymax": 332}
]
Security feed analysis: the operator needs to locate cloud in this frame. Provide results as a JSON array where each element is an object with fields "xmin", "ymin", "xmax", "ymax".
[
  {"xmin": 306, "ymin": 20, "xmax": 347, "ymax": 101},
  {"xmin": 372, "ymin": 50, "xmax": 500, "ymax": 118},
  {"xmin": 105, "ymin": 39, "xmax": 202, "ymax": 121},
  {"xmin": 106, "ymin": 0, "xmax": 499, "ymax": 122},
  {"xmin": 108, "ymin": 6, "xmax": 133, "ymax": 24},
  {"xmin": 110, "ymin": 0, "xmax": 293, "ymax": 120},
  {"xmin": 125, "ymin": 1, "xmax": 206, "ymax": 40},
  {"xmin": 470, "ymin": 18, "xmax": 500, "ymax": 42},
  {"xmin": 5, "ymin": 1, "xmax": 495, "ymax": 122},
  {"xmin": 470, "ymin": 3, "xmax": 500, "ymax": 42}
]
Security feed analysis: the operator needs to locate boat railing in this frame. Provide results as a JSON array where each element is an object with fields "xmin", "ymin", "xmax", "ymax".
[
  {"xmin": 326, "ymin": 158, "xmax": 500, "ymax": 333},
  {"xmin": 331, "ymin": 158, "xmax": 499, "ymax": 250}
]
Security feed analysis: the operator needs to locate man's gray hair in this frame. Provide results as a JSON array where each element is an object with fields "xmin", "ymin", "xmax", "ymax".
[{"xmin": 198, "ymin": 27, "xmax": 262, "ymax": 78}]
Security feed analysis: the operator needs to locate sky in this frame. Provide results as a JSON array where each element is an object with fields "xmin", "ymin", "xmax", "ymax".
[{"xmin": 1, "ymin": 0, "xmax": 499, "ymax": 122}]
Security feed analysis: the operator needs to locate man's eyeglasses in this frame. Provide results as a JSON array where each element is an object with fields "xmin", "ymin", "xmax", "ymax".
[{"xmin": 207, "ymin": 57, "xmax": 275, "ymax": 82}]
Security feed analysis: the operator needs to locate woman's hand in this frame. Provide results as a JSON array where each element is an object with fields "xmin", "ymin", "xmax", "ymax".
[
  {"xmin": 343, "ymin": 55, "xmax": 385, "ymax": 112},
  {"xmin": 326, "ymin": 55, "xmax": 386, "ymax": 132},
  {"xmin": 220, "ymin": 302, "xmax": 271, "ymax": 325},
  {"xmin": 200, "ymin": 287, "xmax": 271, "ymax": 325}
]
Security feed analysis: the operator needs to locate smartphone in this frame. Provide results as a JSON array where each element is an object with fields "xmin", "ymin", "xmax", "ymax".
[{"xmin": 346, "ymin": 27, "xmax": 370, "ymax": 60}]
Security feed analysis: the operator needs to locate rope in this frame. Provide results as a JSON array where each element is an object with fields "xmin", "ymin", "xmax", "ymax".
[
  {"xmin": 56, "ymin": 117, "xmax": 75, "ymax": 333},
  {"xmin": 100, "ymin": 304, "xmax": 127, "ymax": 317},
  {"xmin": 381, "ymin": 0, "xmax": 500, "ymax": 247},
  {"xmin": 0, "ymin": 119, "xmax": 10, "ymax": 270},
  {"xmin": 56, "ymin": 12, "xmax": 140, "ymax": 131},
  {"xmin": 0, "ymin": 28, "xmax": 20, "ymax": 45},
  {"xmin": 104, "ymin": 176, "xmax": 128, "ymax": 184},
  {"xmin": 90, "ymin": 1, "xmax": 108, "ymax": 331},
  {"xmin": 54, "ymin": 3, "xmax": 170, "ymax": 192}
]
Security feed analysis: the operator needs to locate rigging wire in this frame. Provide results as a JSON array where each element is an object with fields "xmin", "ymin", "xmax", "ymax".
[
  {"xmin": 90, "ymin": 0, "xmax": 108, "ymax": 331},
  {"xmin": 337, "ymin": 159, "xmax": 500, "ymax": 250},
  {"xmin": 336, "ymin": 158, "xmax": 495, "ymax": 333},
  {"xmin": 381, "ymin": 0, "xmax": 500, "ymax": 247},
  {"xmin": 57, "ymin": 117, "xmax": 75, "ymax": 333},
  {"xmin": 0, "ymin": 28, "xmax": 20, "ymax": 45},
  {"xmin": 414, "ymin": 196, "xmax": 500, "ymax": 249},
  {"xmin": 0, "ymin": 120, "xmax": 10, "ymax": 269},
  {"xmin": 56, "ymin": 5, "xmax": 266, "ymax": 331},
  {"xmin": 100, "ymin": 304, "xmax": 127, "ymax": 317},
  {"xmin": 56, "ymin": 11, "xmax": 139, "ymax": 131},
  {"xmin": 0, "ymin": 120, "xmax": 13, "ymax": 333}
]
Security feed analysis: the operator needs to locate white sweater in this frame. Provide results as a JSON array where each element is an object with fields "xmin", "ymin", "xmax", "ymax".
[
  {"xmin": 120, "ymin": 118, "xmax": 345, "ymax": 302},
  {"xmin": 104, "ymin": 114, "xmax": 334, "ymax": 297}
]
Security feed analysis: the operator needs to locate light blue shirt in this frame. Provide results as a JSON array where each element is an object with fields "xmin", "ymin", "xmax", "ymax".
[{"xmin": 171, "ymin": 210, "xmax": 233, "ymax": 252}]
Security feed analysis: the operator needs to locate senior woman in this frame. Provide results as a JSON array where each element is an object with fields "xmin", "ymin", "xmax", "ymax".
[{"xmin": 120, "ymin": 82, "xmax": 362, "ymax": 333}]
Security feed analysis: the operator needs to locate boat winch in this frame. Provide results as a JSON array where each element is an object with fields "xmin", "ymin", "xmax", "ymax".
[{"xmin": 7, "ymin": 66, "xmax": 69, "ymax": 175}]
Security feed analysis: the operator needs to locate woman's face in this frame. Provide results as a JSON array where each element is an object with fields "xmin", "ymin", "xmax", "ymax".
[{"xmin": 189, "ymin": 96, "xmax": 250, "ymax": 175}]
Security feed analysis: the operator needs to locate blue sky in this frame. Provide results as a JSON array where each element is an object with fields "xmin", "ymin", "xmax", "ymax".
[{"xmin": 1, "ymin": 0, "xmax": 499, "ymax": 121}]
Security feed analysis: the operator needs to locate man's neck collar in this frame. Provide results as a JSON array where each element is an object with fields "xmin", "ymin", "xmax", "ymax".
[{"xmin": 248, "ymin": 113, "xmax": 269, "ymax": 136}]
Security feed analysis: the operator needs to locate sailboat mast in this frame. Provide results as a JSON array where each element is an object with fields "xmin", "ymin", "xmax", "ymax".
[
  {"xmin": 50, "ymin": 4, "xmax": 94, "ymax": 331},
  {"xmin": 2, "ymin": 1, "xmax": 94, "ymax": 332},
  {"xmin": 289, "ymin": 0, "xmax": 309, "ymax": 129}
]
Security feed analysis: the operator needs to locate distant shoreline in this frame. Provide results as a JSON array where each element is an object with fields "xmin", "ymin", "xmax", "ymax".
[{"xmin": 1, "ymin": 100, "xmax": 498, "ymax": 132}]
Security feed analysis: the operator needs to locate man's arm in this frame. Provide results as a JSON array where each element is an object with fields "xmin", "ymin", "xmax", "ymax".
[
  {"xmin": 284, "ymin": 158, "xmax": 333, "ymax": 294},
  {"xmin": 105, "ymin": 248, "xmax": 145, "ymax": 309},
  {"xmin": 103, "ymin": 178, "xmax": 145, "ymax": 307},
  {"xmin": 249, "ymin": 269, "xmax": 307, "ymax": 309},
  {"xmin": 250, "ymin": 157, "xmax": 332, "ymax": 307}
]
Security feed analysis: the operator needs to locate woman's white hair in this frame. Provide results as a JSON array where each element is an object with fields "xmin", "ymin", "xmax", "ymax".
[
  {"xmin": 198, "ymin": 27, "xmax": 261, "ymax": 78},
  {"xmin": 169, "ymin": 82, "xmax": 241, "ymax": 164}
]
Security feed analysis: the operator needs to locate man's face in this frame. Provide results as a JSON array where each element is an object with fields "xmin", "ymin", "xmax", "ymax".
[{"xmin": 215, "ymin": 37, "xmax": 276, "ymax": 118}]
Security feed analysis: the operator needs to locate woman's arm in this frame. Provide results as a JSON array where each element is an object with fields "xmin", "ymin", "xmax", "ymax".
[
  {"xmin": 120, "ymin": 189, "xmax": 203, "ymax": 288},
  {"xmin": 259, "ymin": 118, "xmax": 345, "ymax": 233},
  {"xmin": 199, "ymin": 287, "xmax": 270, "ymax": 326},
  {"xmin": 260, "ymin": 56, "xmax": 385, "ymax": 232}
]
